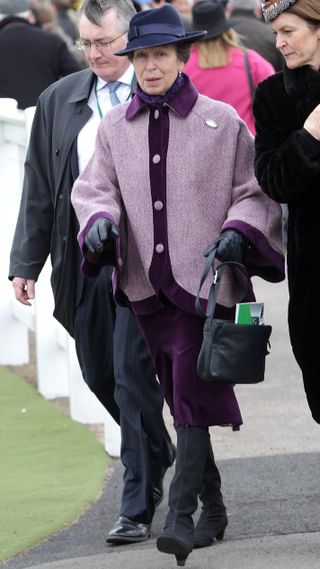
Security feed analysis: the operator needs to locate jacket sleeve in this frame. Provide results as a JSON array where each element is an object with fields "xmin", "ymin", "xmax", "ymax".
[
  {"xmin": 71, "ymin": 119, "xmax": 121, "ymax": 277},
  {"xmin": 9, "ymin": 100, "xmax": 54, "ymax": 281},
  {"xmin": 254, "ymin": 79, "xmax": 320, "ymax": 203},
  {"xmin": 221, "ymin": 119, "xmax": 285, "ymax": 283}
]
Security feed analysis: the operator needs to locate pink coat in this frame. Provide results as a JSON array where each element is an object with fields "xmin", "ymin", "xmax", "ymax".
[
  {"xmin": 183, "ymin": 46, "xmax": 274, "ymax": 134},
  {"xmin": 71, "ymin": 92, "xmax": 284, "ymax": 309}
]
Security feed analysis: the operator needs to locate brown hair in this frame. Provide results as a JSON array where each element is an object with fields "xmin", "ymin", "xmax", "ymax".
[
  {"xmin": 289, "ymin": 0, "xmax": 320, "ymax": 22},
  {"xmin": 287, "ymin": 0, "xmax": 320, "ymax": 33},
  {"xmin": 197, "ymin": 29, "xmax": 243, "ymax": 68}
]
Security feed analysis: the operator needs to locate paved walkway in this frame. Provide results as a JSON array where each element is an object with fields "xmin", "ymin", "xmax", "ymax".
[{"xmin": 2, "ymin": 278, "xmax": 320, "ymax": 569}]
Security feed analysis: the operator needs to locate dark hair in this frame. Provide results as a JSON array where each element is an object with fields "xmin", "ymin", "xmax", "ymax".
[
  {"xmin": 128, "ymin": 42, "xmax": 191, "ymax": 62},
  {"xmin": 176, "ymin": 43, "xmax": 191, "ymax": 63},
  {"xmin": 79, "ymin": 0, "xmax": 136, "ymax": 30}
]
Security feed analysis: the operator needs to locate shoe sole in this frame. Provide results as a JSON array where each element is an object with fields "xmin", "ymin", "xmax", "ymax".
[{"xmin": 106, "ymin": 533, "xmax": 150, "ymax": 545}]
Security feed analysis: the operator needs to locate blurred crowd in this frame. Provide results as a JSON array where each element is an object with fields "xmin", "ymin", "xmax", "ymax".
[{"xmin": 0, "ymin": 0, "xmax": 281, "ymax": 113}]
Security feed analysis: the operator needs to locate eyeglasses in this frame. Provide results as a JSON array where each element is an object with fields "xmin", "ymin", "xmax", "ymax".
[{"xmin": 76, "ymin": 31, "xmax": 128, "ymax": 52}]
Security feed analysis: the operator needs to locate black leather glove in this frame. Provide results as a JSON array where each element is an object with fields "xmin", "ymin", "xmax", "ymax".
[
  {"xmin": 85, "ymin": 218, "xmax": 119, "ymax": 254},
  {"xmin": 216, "ymin": 229, "xmax": 247, "ymax": 263}
]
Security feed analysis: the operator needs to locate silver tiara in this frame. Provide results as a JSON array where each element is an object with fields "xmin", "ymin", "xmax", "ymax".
[{"xmin": 262, "ymin": 0, "xmax": 297, "ymax": 23}]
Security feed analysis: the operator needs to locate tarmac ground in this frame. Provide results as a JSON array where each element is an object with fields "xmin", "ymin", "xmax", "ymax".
[{"xmin": 2, "ymin": 277, "xmax": 320, "ymax": 569}]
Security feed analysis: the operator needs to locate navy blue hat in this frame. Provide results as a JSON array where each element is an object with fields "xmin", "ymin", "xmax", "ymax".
[{"xmin": 114, "ymin": 4, "xmax": 207, "ymax": 56}]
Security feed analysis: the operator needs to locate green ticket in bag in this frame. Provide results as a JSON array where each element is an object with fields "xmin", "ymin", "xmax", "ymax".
[{"xmin": 235, "ymin": 302, "xmax": 264, "ymax": 325}]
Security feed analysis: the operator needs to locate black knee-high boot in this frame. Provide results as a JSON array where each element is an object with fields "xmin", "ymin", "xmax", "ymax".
[
  {"xmin": 194, "ymin": 443, "xmax": 228, "ymax": 548},
  {"xmin": 156, "ymin": 426, "xmax": 210, "ymax": 566}
]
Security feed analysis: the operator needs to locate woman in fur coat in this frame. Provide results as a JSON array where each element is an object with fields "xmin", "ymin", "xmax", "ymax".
[{"xmin": 254, "ymin": 0, "xmax": 320, "ymax": 424}]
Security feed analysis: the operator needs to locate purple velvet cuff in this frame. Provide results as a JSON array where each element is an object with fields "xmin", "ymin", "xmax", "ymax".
[
  {"xmin": 222, "ymin": 221, "xmax": 285, "ymax": 282},
  {"xmin": 78, "ymin": 212, "xmax": 118, "ymax": 278}
]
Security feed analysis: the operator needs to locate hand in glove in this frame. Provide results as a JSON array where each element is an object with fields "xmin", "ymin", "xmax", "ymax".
[
  {"xmin": 85, "ymin": 218, "xmax": 119, "ymax": 254},
  {"xmin": 216, "ymin": 229, "xmax": 247, "ymax": 263}
]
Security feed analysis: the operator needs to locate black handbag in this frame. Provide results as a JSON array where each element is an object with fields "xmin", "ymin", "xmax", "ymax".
[{"xmin": 195, "ymin": 242, "xmax": 272, "ymax": 384}]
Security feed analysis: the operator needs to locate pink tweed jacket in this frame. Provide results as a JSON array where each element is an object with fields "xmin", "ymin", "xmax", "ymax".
[{"xmin": 71, "ymin": 92, "xmax": 284, "ymax": 308}]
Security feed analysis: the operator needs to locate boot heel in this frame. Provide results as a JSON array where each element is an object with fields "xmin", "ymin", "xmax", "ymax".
[
  {"xmin": 216, "ymin": 528, "xmax": 225, "ymax": 541},
  {"xmin": 176, "ymin": 554, "xmax": 188, "ymax": 566},
  {"xmin": 157, "ymin": 535, "xmax": 190, "ymax": 566}
]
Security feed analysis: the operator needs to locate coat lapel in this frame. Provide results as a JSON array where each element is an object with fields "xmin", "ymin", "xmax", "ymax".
[{"xmin": 55, "ymin": 70, "xmax": 95, "ymax": 194}]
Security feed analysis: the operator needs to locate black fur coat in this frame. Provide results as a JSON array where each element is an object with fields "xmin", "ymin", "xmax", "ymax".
[{"xmin": 254, "ymin": 66, "xmax": 320, "ymax": 424}]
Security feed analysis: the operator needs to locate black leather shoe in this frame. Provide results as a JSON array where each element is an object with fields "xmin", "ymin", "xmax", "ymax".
[
  {"xmin": 152, "ymin": 445, "xmax": 177, "ymax": 508},
  {"xmin": 106, "ymin": 516, "xmax": 151, "ymax": 544}
]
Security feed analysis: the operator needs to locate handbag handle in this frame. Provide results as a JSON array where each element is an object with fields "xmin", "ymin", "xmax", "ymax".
[{"xmin": 195, "ymin": 240, "xmax": 248, "ymax": 319}]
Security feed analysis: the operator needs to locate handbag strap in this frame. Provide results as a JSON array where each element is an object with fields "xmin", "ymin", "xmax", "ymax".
[
  {"xmin": 242, "ymin": 49, "xmax": 255, "ymax": 104},
  {"xmin": 195, "ymin": 240, "xmax": 247, "ymax": 319}
]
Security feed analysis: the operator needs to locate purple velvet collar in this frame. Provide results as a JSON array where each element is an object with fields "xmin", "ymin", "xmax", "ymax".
[{"xmin": 126, "ymin": 72, "xmax": 198, "ymax": 120}]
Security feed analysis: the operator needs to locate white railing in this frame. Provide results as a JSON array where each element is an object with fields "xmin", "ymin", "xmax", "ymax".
[{"xmin": 0, "ymin": 98, "xmax": 120, "ymax": 458}]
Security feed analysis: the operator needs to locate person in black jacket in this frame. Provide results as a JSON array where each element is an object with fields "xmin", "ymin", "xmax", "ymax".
[
  {"xmin": 52, "ymin": 0, "xmax": 79, "ymax": 42},
  {"xmin": 0, "ymin": 0, "xmax": 81, "ymax": 109},
  {"xmin": 228, "ymin": 0, "xmax": 283, "ymax": 71},
  {"xmin": 9, "ymin": 0, "xmax": 175, "ymax": 544},
  {"xmin": 254, "ymin": 0, "xmax": 320, "ymax": 424}
]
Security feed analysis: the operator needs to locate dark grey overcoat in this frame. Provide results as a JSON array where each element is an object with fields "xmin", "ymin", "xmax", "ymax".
[{"xmin": 9, "ymin": 69, "xmax": 96, "ymax": 336}]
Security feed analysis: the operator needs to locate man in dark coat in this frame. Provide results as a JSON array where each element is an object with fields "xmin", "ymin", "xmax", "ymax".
[
  {"xmin": 228, "ymin": 0, "xmax": 283, "ymax": 71},
  {"xmin": 9, "ymin": 0, "xmax": 175, "ymax": 543},
  {"xmin": 52, "ymin": 0, "xmax": 79, "ymax": 42},
  {"xmin": 0, "ymin": 0, "xmax": 81, "ymax": 109}
]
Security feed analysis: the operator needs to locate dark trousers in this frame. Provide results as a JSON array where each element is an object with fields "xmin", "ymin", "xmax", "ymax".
[{"xmin": 74, "ymin": 267, "xmax": 173, "ymax": 523}]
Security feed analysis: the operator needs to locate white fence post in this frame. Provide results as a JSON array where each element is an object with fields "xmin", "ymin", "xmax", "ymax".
[
  {"xmin": 33, "ymin": 260, "xmax": 70, "ymax": 398},
  {"xmin": 0, "ymin": 98, "xmax": 121, "ymax": 457},
  {"xmin": 104, "ymin": 414, "xmax": 121, "ymax": 458},
  {"xmin": 0, "ymin": 98, "xmax": 29, "ymax": 365},
  {"xmin": 68, "ymin": 334, "xmax": 106, "ymax": 423}
]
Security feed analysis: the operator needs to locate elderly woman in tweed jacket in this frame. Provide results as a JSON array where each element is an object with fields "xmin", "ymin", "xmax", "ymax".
[{"xmin": 72, "ymin": 4, "xmax": 284, "ymax": 566}]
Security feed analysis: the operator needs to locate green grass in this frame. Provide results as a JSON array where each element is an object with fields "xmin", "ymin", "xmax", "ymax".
[{"xmin": 0, "ymin": 367, "xmax": 109, "ymax": 562}]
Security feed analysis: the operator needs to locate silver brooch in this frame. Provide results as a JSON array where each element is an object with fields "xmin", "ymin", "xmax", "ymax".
[{"xmin": 205, "ymin": 119, "xmax": 218, "ymax": 128}]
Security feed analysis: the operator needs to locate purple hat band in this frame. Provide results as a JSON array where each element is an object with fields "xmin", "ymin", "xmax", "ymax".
[{"xmin": 128, "ymin": 23, "xmax": 186, "ymax": 40}]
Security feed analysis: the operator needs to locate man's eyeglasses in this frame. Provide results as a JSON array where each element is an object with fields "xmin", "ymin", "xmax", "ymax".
[{"xmin": 76, "ymin": 31, "xmax": 128, "ymax": 52}]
